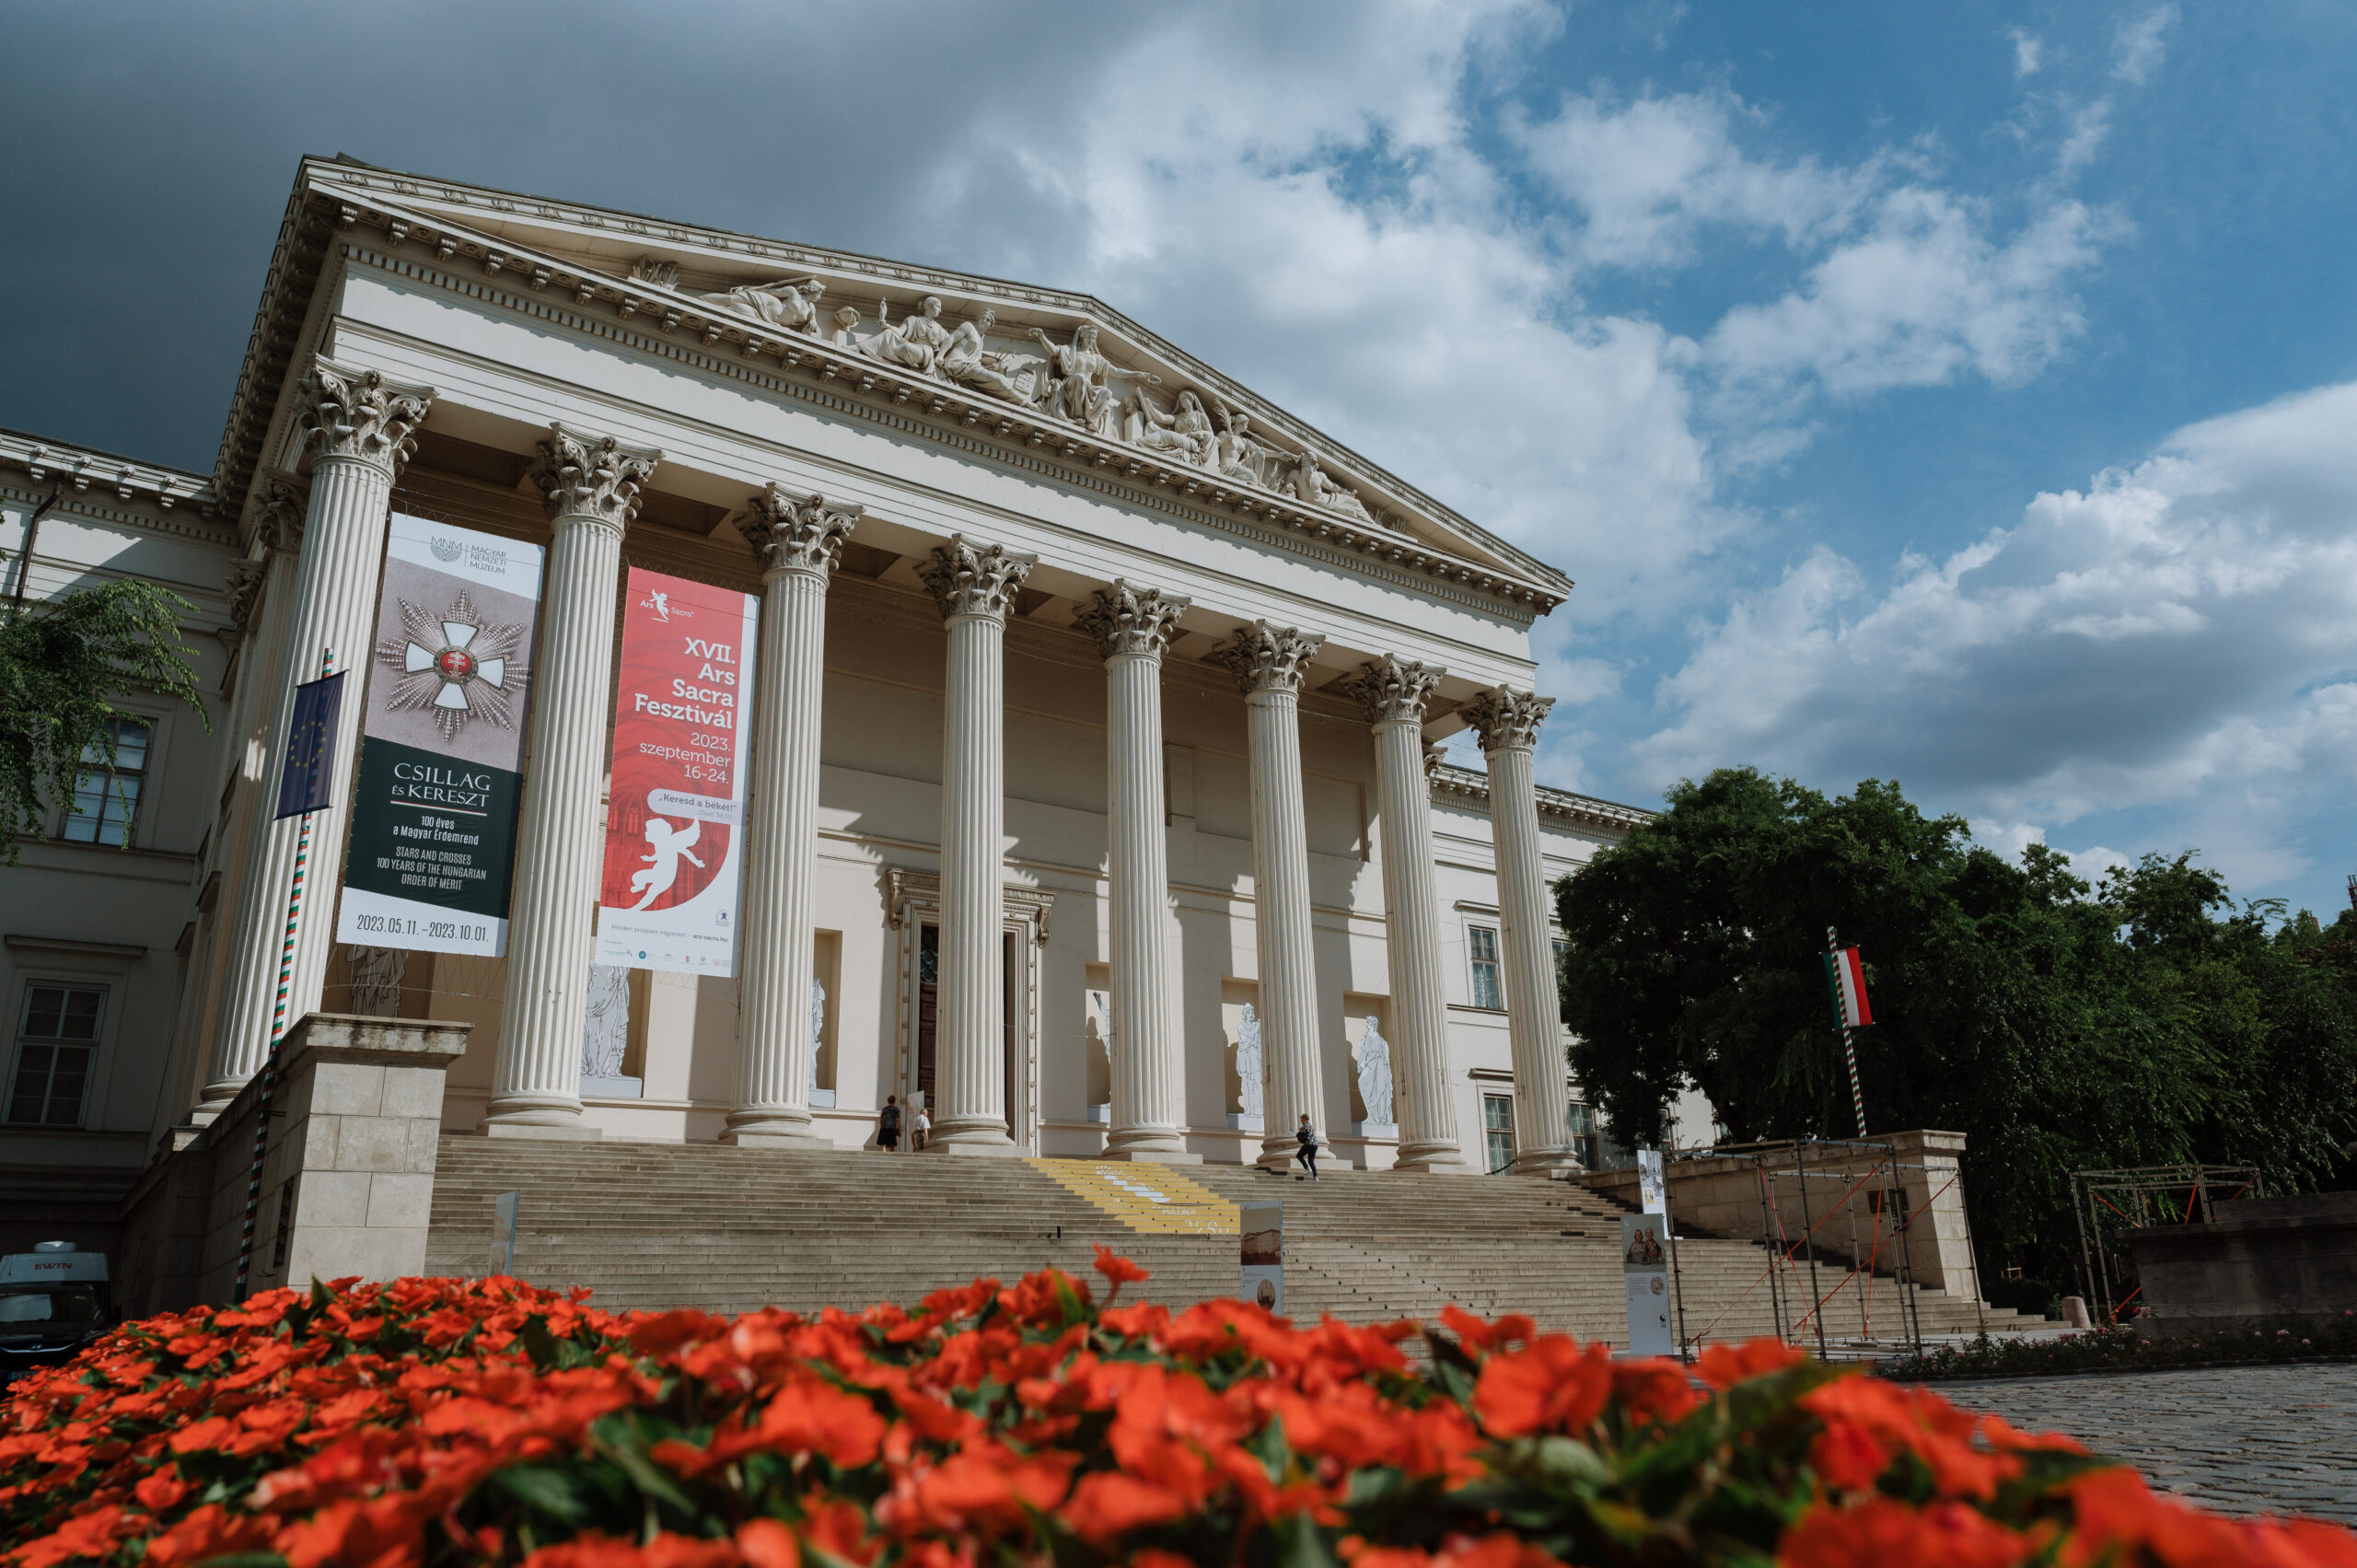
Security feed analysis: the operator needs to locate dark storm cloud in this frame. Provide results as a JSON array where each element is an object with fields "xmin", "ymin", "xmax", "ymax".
[{"xmin": 0, "ymin": 1, "xmax": 1144, "ymax": 470}]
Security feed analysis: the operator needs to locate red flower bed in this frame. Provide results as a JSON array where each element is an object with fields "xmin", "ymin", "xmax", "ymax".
[{"xmin": 4, "ymin": 1249, "xmax": 2351, "ymax": 1567}]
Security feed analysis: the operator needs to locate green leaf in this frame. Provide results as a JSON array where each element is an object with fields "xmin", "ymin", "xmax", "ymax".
[
  {"xmin": 517, "ymin": 1313, "xmax": 563, "ymax": 1373},
  {"xmin": 1273, "ymin": 1510, "xmax": 1341, "ymax": 1568},
  {"xmin": 493, "ymin": 1464, "xmax": 594, "ymax": 1525}
]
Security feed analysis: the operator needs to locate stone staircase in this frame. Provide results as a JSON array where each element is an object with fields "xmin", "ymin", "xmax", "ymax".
[{"xmin": 424, "ymin": 1139, "xmax": 2051, "ymax": 1349}]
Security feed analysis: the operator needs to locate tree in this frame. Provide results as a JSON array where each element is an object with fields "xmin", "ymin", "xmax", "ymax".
[
  {"xmin": 0, "ymin": 580, "xmax": 206, "ymax": 864},
  {"xmin": 1553, "ymin": 768, "xmax": 2357, "ymax": 1285}
]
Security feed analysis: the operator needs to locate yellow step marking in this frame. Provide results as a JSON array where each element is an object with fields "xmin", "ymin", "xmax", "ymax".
[{"xmin": 1027, "ymin": 1157, "xmax": 1241, "ymax": 1235}]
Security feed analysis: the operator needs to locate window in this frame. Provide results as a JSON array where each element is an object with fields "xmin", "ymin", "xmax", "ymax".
[
  {"xmin": 1552, "ymin": 937, "xmax": 1570, "ymax": 985},
  {"xmin": 1469, "ymin": 925, "xmax": 1503, "ymax": 1009},
  {"xmin": 60, "ymin": 718, "xmax": 152, "ymax": 846},
  {"xmin": 1567, "ymin": 1101, "xmax": 1601, "ymax": 1172},
  {"xmin": 1482, "ymin": 1093, "xmax": 1516, "ymax": 1174},
  {"xmin": 7, "ymin": 984, "xmax": 103, "ymax": 1126}
]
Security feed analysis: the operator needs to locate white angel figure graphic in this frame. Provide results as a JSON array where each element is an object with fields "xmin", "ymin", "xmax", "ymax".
[{"xmin": 629, "ymin": 817, "xmax": 705, "ymax": 910}]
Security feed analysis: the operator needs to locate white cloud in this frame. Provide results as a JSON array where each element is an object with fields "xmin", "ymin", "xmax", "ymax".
[
  {"xmin": 1703, "ymin": 190, "xmax": 2118, "ymax": 401},
  {"xmin": 1509, "ymin": 89, "xmax": 1875, "ymax": 270},
  {"xmin": 2010, "ymin": 29, "xmax": 2046, "ymax": 80},
  {"xmin": 1635, "ymin": 381, "xmax": 2357, "ymax": 894},
  {"xmin": 2113, "ymin": 6, "xmax": 2176, "ymax": 85}
]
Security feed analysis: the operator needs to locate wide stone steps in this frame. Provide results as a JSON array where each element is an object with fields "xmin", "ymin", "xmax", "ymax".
[{"xmin": 424, "ymin": 1139, "xmax": 2047, "ymax": 1347}]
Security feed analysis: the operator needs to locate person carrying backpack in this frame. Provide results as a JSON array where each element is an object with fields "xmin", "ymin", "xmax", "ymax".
[
  {"xmin": 1295, "ymin": 1112, "xmax": 1319, "ymax": 1180},
  {"xmin": 879, "ymin": 1095, "xmax": 902, "ymax": 1152}
]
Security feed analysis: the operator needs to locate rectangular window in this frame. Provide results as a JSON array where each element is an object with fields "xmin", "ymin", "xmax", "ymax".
[
  {"xmin": 60, "ymin": 718, "xmax": 152, "ymax": 846},
  {"xmin": 1567, "ymin": 1101, "xmax": 1600, "ymax": 1172},
  {"xmin": 7, "ymin": 984, "xmax": 103, "ymax": 1126},
  {"xmin": 1469, "ymin": 925, "xmax": 1503, "ymax": 1010},
  {"xmin": 1552, "ymin": 937, "xmax": 1570, "ymax": 985},
  {"xmin": 1482, "ymin": 1092, "xmax": 1516, "ymax": 1174}
]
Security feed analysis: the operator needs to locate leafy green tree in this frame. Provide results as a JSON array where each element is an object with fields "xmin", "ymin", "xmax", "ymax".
[
  {"xmin": 1554, "ymin": 768, "xmax": 2357, "ymax": 1285},
  {"xmin": 1, "ymin": 580, "xmax": 206, "ymax": 864}
]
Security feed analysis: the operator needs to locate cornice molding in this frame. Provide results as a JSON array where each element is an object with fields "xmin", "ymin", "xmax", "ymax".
[
  {"xmin": 251, "ymin": 171, "xmax": 1570, "ymax": 621},
  {"xmin": 0, "ymin": 428, "xmax": 216, "ymax": 518},
  {"xmin": 1426, "ymin": 761, "xmax": 1655, "ymax": 834}
]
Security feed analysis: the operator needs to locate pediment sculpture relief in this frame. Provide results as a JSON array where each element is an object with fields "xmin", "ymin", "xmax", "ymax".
[{"xmin": 693, "ymin": 276, "xmax": 1380, "ymax": 520}]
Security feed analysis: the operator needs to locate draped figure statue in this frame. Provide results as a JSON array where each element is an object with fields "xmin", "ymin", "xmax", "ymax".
[
  {"xmin": 1237, "ymin": 1003, "xmax": 1265, "ymax": 1120},
  {"xmin": 1355, "ymin": 1016, "xmax": 1394, "ymax": 1125}
]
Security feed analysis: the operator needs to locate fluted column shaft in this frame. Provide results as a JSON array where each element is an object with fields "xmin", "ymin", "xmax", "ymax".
[
  {"xmin": 1466, "ymin": 687, "xmax": 1580, "ymax": 1176},
  {"xmin": 1217, "ymin": 622, "xmax": 1327, "ymax": 1169},
  {"xmin": 726, "ymin": 490, "xmax": 859, "ymax": 1146},
  {"xmin": 1344, "ymin": 657, "xmax": 1471, "ymax": 1173},
  {"xmin": 1078, "ymin": 583, "xmax": 1194, "ymax": 1163},
  {"xmin": 919, "ymin": 537, "xmax": 1034, "ymax": 1154},
  {"xmin": 203, "ymin": 364, "xmax": 431, "ymax": 1113},
  {"xmin": 486, "ymin": 425, "xmax": 658, "ymax": 1137}
]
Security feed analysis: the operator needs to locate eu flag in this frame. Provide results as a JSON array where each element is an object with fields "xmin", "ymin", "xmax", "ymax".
[{"xmin": 273, "ymin": 671, "xmax": 345, "ymax": 819}]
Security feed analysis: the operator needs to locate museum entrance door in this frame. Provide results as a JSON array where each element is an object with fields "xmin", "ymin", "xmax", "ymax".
[{"xmin": 888, "ymin": 869, "xmax": 1052, "ymax": 1154}]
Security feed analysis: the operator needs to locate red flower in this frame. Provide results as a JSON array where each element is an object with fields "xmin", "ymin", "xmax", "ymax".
[
  {"xmin": 1697, "ymin": 1337, "xmax": 1807, "ymax": 1390},
  {"xmin": 1471, "ymin": 1336, "xmax": 1612, "ymax": 1438},
  {"xmin": 1781, "ymin": 1496, "xmax": 2031, "ymax": 1568},
  {"xmin": 1091, "ymin": 1245, "xmax": 1150, "ymax": 1301}
]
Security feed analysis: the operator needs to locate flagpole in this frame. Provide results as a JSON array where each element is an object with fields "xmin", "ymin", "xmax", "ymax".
[
  {"xmin": 1827, "ymin": 924, "xmax": 1868, "ymax": 1140},
  {"xmin": 234, "ymin": 645, "xmax": 335, "ymax": 1304}
]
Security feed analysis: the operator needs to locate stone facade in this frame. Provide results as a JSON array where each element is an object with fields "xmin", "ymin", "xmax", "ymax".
[{"xmin": 2, "ymin": 160, "xmax": 1681, "ymax": 1260}]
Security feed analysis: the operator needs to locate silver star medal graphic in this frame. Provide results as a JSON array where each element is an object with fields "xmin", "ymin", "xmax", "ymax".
[{"xmin": 376, "ymin": 590, "xmax": 525, "ymax": 740}]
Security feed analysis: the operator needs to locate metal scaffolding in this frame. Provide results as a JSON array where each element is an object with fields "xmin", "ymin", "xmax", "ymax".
[{"xmin": 2070, "ymin": 1163, "xmax": 2262, "ymax": 1325}]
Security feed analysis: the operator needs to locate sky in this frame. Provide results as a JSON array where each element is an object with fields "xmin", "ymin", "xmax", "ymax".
[{"xmin": 5, "ymin": 1, "xmax": 2355, "ymax": 919}]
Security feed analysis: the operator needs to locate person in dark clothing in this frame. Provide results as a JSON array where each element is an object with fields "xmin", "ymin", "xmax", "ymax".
[
  {"xmin": 879, "ymin": 1095, "xmax": 902, "ymax": 1152},
  {"xmin": 1295, "ymin": 1112, "xmax": 1318, "ymax": 1179}
]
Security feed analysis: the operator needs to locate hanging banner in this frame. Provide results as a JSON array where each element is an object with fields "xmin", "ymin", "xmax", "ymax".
[
  {"xmin": 594, "ymin": 566, "xmax": 757, "ymax": 976},
  {"xmin": 336, "ymin": 514, "xmax": 542, "ymax": 956},
  {"xmin": 1240, "ymin": 1201, "xmax": 1283, "ymax": 1315},
  {"xmin": 1620, "ymin": 1214, "xmax": 1675, "ymax": 1357}
]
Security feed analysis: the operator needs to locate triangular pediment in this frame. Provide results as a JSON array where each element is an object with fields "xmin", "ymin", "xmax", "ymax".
[{"xmin": 266, "ymin": 159, "xmax": 1569, "ymax": 612}]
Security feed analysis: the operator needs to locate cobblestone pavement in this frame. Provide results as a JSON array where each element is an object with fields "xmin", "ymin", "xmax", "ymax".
[{"xmin": 1937, "ymin": 1364, "xmax": 2357, "ymax": 1522}]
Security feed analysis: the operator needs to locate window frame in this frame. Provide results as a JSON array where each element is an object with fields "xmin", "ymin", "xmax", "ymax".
[
  {"xmin": 1480, "ymin": 1090, "xmax": 1517, "ymax": 1174},
  {"xmin": 53, "ymin": 701, "xmax": 174, "ymax": 852},
  {"xmin": 1465, "ymin": 922, "xmax": 1504, "ymax": 1011},
  {"xmin": 6, "ymin": 980, "xmax": 109, "ymax": 1129}
]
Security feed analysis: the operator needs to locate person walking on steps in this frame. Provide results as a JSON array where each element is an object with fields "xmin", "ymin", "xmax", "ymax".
[
  {"xmin": 1295, "ymin": 1112, "xmax": 1319, "ymax": 1180},
  {"xmin": 879, "ymin": 1095, "xmax": 902, "ymax": 1153},
  {"xmin": 913, "ymin": 1104, "xmax": 932, "ymax": 1153}
]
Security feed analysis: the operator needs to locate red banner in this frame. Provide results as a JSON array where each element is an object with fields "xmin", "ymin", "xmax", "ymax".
[{"xmin": 594, "ymin": 566, "xmax": 757, "ymax": 975}]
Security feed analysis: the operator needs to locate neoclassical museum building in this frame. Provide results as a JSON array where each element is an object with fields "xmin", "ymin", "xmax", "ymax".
[{"xmin": 2, "ymin": 158, "xmax": 1681, "ymax": 1250}]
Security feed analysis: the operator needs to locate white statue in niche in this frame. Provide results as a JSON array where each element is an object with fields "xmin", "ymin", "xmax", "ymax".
[
  {"xmin": 1355, "ymin": 1016, "xmax": 1394, "ymax": 1126},
  {"xmin": 1084, "ymin": 990, "xmax": 1113, "ymax": 1110},
  {"xmin": 1237, "ymin": 1003, "xmax": 1265, "ymax": 1120},
  {"xmin": 809, "ymin": 978, "xmax": 827, "ymax": 1094},
  {"xmin": 581, "ymin": 964, "xmax": 631, "ymax": 1080},
  {"xmin": 345, "ymin": 946, "xmax": 405, "ymax": 1017},
  {"xmin": 704, "ymin": 275, "xmax": 827, "ymax": 335}
]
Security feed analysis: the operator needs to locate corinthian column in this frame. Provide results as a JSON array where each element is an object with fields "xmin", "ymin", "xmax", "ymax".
[
  {"xmin": 725, "ymin": 487, "xmax": 860, "ymax": 1147},
  {"xmin": 202, "ymin": 362, "xmax": 431, "ymax": 1115},
  {"xmin": 1214, "ymin": 621, "xmax": 1328, "ymax": 1170},
  {"xmin": 1074, "ymin": 582, "xmax": 1197, "ymax": 1164},
  {"xmin": 1463, "ymin": 686, "xmax": 1579, "ymax": 1177},
  {"xmin": 1341, "ymin": 656, "xmax": 1471, "ymax": 1173},
  {"xmin": 484, "ymin": 425, "xmax": 659, "ymax": 1138},
  {"xmin": 916, "ymin": 535, "xmax": 1035, "ymax": 1154}
]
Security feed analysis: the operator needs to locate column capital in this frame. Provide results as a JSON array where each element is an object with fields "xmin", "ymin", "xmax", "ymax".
[
  {"xmin": 918, "ymin": 534, "xmax": 1035, "ymax": 621},
  {"xmin": 1339, "ymin": 655, "xmax": 1445, "ymax": 725},
  {"xmin": 249, "ymin": 472, "xmax": 308, "ymax": 555},
  {"xmin": 296, "ymin": 355, "xmax": 434, "ymax": 474},
  {"xmin": 529, "ymin": 424, "xmax": 661, "ymax": 528},
  {"xmin": 1074, "ymin": 580, "xmax": 1190, "ymax": 660},
  {"xmin": 1213, "ymin": 621, "xmax": 1325, "ymax": 696},
  {"xmin": 1463, "ymin": 685, "xmax": 1554, "ymax": 753},
  {"xmin": 224, "ymin": 558, "xmax": 268, "ymax": 634},
  {"xmin": 741, "ymin": 485, "xmax": 861, "ymax": 576}
]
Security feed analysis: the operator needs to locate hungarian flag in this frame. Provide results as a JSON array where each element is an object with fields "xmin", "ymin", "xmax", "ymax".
[{"xmin": 1823, "ymin": 946, "xmax": 1873, "ymax": 1030}]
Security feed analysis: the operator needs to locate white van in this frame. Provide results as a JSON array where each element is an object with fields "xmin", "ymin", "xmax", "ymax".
[{"xmin": 0, "ymin": 1241, "xmax": 112, "ymax": 1383}]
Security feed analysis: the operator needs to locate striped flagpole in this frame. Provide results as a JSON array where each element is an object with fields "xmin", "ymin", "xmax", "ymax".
[
  {"xmin": 1827, "ymin": 925, "xmax": 1867, "ymax": 1139},
  {"xmin": 235, "ymin": 646, "xmax": 334, "ymax": 1304}
]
